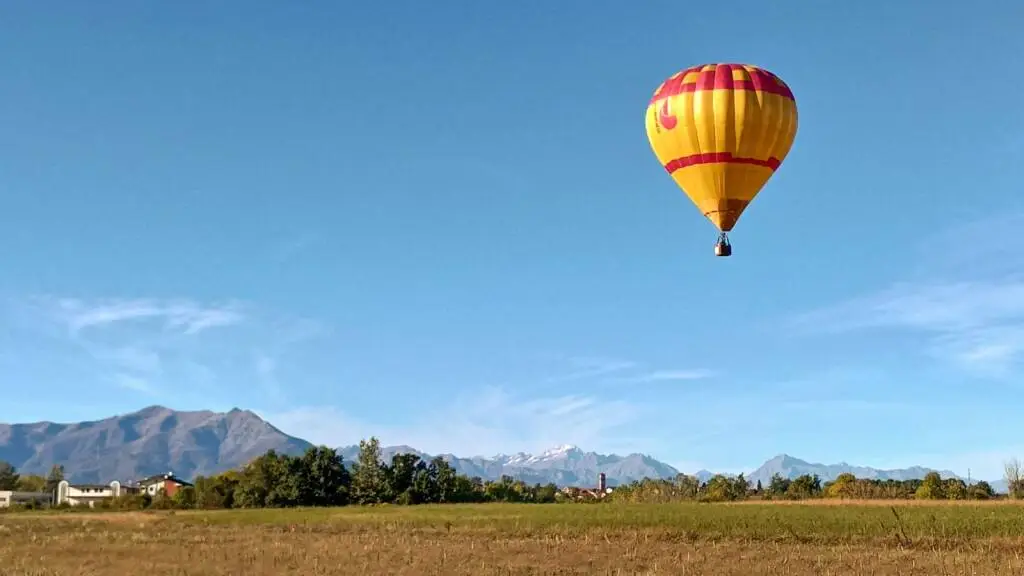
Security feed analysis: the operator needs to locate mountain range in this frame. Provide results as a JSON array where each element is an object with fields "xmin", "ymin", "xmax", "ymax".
[
  {"xmin": 0, "ymin": 405, "xmax": 311, "ymax": 484},
  {"xmin": 0, "ymin": 405, "xmax": 1006, "ymax": 492},
  {"xmin": 336, "ymin": 443, "xmax": 679, "ymax": 488}
]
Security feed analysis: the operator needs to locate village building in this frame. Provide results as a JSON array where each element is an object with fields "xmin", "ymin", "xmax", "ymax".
[
  {"xmin": 54, "ymin": 480, "xmax": 131, "ymax": 507},
  {"xmin": 560, "ymin": 472, "xmax": 614, "ymax": 501},
  {"xmin": 138, "ymin": 472, "xmax": 193, "ymax": 497}
]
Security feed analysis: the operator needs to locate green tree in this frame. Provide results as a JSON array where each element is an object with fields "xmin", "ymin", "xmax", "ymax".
[
  {"xmin": 298, "ymin": 446, "xmax": 351, "ymax": 506},
  {"xmin": 432, "ymin": 457, "xmax": 458, "ymax": 503},
  {"xmin": 110, "ymin": 492, "xmax": 148, "ymax": 510},
  {"xmin": 969, "ymin": 480, "xmax": 994, "ymax": 500},
  {"xmin": 192, "ymin": 475, "xmax": 215, "ymax": 508},
  {"xmin": 786, "ymin": 474, "xmax": 821, "ymax": 499},
  {"xmin": 172, "ymin": 486, "xmax": 196, "ymax": 509},
  {"xmin": 914, "ymin": 472, "xmax": 945, "ymax": 500},
  {"xmin": 235, "ymin": 450, "xmax": 298, "ymax": 508},
  {"xmin": 943, "ymin": 478, "xmax": 967, "ymax": 500},
  {"xmin": 272, "ymin": 455, "xmax": 304, "ymax": 506},
  {"xmin": 1005, "ymin": 458, "xmax": 1024, "ymax": 499},
  {"xmin": 767, "ymin": 473, "xmax": 791, "ymax": 498},
  {"xmin": 350, "ymin": 437, "xmax": 390, "ymax": 504},
  {"xmin": 534, "ymin": 483, "xmax": 558, "ymax": 503},
  {"xmin": 702, "ymin": 475, "xmax": 737, "ymax": 502},
  {"xmin": 0, "ymin": 461, "xmax": 20, "ymax": 490},
  {"xmin": 16, "ymin": 474, "xmax": 46, "ymax": 492},
  {"xmin": 485, "ymin": 475, "xmax": 521, "ymax": 502},
  {"xmin": 233, "ymin": 466, "xmax": 269, "ymax": 507},
  {"xmin": 194, "ymin": 472, "xmax": 239, "ymax": 509},
  {"xmin": 451, "ymin": 474, "xmax": 483, "ymax": 503},
  {"xmin": 410, "ymin": 459, "xmax": 438, "ymax": 503},
  {"xmin": 730, "ymin": 473, "xmax": 750, "ymax": 500},
  {"xmin": 825, "ymin": 473, "xmax": 857, "ymax": 498},
  {"xmin": 674, "ymin": 474, "xmax": 700, "ymax": 499},
  {"xmin": 44, "ymin": 465, "xmax": 65, "ymax": 494},
  {"xmin": 387, "ymin": 453, "xmax": 422, "ymax": 503}
]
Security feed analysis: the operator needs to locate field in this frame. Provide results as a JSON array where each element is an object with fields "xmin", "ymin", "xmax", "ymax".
[{"xmin": 4, "ymin": 500, "xmax": 1024, "ymax": 575}]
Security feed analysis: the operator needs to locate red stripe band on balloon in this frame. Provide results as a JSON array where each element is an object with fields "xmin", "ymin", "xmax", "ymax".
[
  {"xmin": 650, "ymin": 64, "xmax": 795, "ymax": 104},
  {"xmin": 663, "ymin": 153, "xmax": 781, "ymax": 174}
]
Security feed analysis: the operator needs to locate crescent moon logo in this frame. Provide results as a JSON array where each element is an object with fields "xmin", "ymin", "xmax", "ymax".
[{"xmin": 658, "ymin": 99, "xmax": 677, "ymax": 130}]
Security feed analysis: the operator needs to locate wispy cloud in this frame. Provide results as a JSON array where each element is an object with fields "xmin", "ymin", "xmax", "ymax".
[
  {"xmin": 543, "ymin": 356, "xmax": 637, "ymax": 383},
  {"xmin": 623, "ymin": 369, "xmax": 716, "ymax": 383},
  {"xmin": 43, "ymin": 297, "xmax": 245, "ymax": 337},
  {"xmin": 265, "ymin": 385, "xmax": 648, "ymax": 458},
  {"xmin": 790, "ymin": 214, "xmax": 1024, "ymax": 377},
  {"xmin": 793, "ymin": 279, "xmax": 1024, "ymax": 376},
  {"xmin": 776, "ymin": 399, "xmax": 917, "ymax": 412},
  {"xmin": 542, "ymin": 356, "xmax": 716, "ymax": 388},
  {"xmin": 793, "ymin": 281, "xmax": 1024, "ymax": 334},
  {"xmin": 11, "ymin": 296, "xmax": 323, "ymax": 399},
  {"xmin": 264, "ymin": 353, "xmax": 715, "ymax": 458}
]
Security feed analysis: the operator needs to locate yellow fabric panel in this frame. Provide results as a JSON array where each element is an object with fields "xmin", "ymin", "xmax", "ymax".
[{"xmin": 645, "ymin": 63, "xmax": 798, "ymax": 232}]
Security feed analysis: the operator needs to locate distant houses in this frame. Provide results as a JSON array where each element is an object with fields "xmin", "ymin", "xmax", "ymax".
[
  {"xmin": 560, "ymin": 472, "xmax": 614, "ymax": 501},
  {"xmin": 0, "ymin": 472, "xmax": 194, "ymax": 509},
  {"xmin": 137, "ymin": 472, "xmax": 192, "ymax": 499}
]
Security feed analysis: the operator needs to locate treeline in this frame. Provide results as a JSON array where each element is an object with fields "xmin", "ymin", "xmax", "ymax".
[
  {"xmin": 4, "ymin": 442, "xmax": 1020, "ymax": 510},
  {"xmin": 611, "ymin": 471, "xmax": 999, "ymax": 503},
  {"xmin": 0, "ymin": 460, "xmax": 65, "ymax": 494},
  {"xmin": 176, "ymin": 438, "xmax": 560, "ymax": 510},
  {"xmin": 1, "ymin": 438, "xmax": 561, "ymax": 511}
]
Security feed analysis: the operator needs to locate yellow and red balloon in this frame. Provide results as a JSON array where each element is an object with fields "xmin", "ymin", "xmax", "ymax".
[{"xmin": 644, "ymin": 63, "xmax": 798, "ymax": 256}]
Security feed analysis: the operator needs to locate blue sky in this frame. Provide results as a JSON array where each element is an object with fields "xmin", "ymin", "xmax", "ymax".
[{"xmin": 2, "ymin": 1, "xmax": 1023, "ymax": 480}]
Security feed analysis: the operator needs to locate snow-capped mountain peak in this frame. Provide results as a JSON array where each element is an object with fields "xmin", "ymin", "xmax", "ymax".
[
  {"xmin": 548, "ymin": 444, "xmax": 579, "ymax": 455},
  {"xmin": 524, "ymin": 444, "xmax": 579, "ymax": 464},
  {"xmin": 494, "ymin": 452, "xmax": 532, "ymax": 465},
  {"xmin": 488, "ymin": 446, "xmax": 581, "ymax": 466}
]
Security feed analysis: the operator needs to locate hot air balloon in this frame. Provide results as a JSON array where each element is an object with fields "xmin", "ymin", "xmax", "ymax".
[{"xmin": 644, "ymin": 63, "xmax": 798, "ymax": 256}]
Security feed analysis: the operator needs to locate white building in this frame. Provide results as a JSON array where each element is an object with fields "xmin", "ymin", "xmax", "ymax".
[
  {"xmin": 138, "ymin": 472, "xmax": 192, "ymax": 498},
  {"xmin": 54, "ymin": 480, "xmax": 125, "ymax": 507},
  {"xmin": 0, "ymin": 490, "xmax": 52, "ymax": 508}
]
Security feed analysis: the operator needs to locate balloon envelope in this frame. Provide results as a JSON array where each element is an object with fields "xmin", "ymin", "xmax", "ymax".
[{"xmin": 644, "ymin": 63, "xmax": 798, "ymax": 232}]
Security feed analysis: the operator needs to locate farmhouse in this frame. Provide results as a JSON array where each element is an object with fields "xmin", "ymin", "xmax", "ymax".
[
  {"xmin": 18, "ymin": 471, "xmax": 194, "ymax": 508},
  {"xmin": 138, "ymin": 472, "xmax": 193, "ymax": 497},
  {"xmin": 54, "ymin": 480, "xmax": 133, "ymax": 507}
]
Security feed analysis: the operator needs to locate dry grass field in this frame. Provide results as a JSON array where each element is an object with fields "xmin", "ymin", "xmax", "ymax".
[{"xmin": 4, "ymin": 501, "xmax": 1024, "ymax": 575}]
